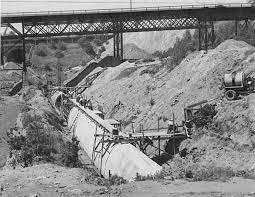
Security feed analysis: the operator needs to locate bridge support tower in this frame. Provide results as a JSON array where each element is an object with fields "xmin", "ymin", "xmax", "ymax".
[
  {"xmin": 21, "ymin": 19, "xmax": 28, "ymax": 86},
  {"xmin": 113, "ymin": 32, "xmax": 123, "ymax": 61},
  {"xmin": 198, "ymin": 21, "xmax": 215, "ymax": 51},
  {"xmin": 235, "ymin": 19, "xmax": 255, "ymax": 37}
]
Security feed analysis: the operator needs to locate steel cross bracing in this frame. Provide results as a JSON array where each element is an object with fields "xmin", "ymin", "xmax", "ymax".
[
  {"xmin": 10, "ymin": 17, "xmax": 200, "ymax": 38},
  {"xmin": 1, "ymin": 4, "xmax": 255, "ymax": 71},
  {"xmin": 2, "ymin": 4, "xmax": 255, "ymax": 38}
]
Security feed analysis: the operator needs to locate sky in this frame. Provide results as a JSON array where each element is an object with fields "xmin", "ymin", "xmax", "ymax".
[{"xmin": 1, "ymin": 0, "xmax": 247, "ymax": 13}]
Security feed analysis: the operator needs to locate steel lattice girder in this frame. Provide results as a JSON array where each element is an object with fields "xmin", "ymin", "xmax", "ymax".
[
  {"xmin": 2, "ymin": 6, "xmax": 255, "ymax": 38},
  {"xmin": 21, "ymin": 17, "xmax": 200, "ymax": 37}
]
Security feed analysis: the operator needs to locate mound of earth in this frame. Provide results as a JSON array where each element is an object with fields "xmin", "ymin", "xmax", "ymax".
[
  {"xmin": 83, "ymin": 39, "xmax": 255, "ymax": 176},
  {"xmin": 102, "ymin": 30, "xmax": 189, "ymax": 55},
  {"xmin": 123, "ymin": 43, "xmax": 154, "ymax": 59},
  {"xmin": 102, "ymin": 41, "xmax": 154, "ymax": 60},
  {"xmin": 85, "ymin": 39, "xmax": 255, "ymax": 129}
]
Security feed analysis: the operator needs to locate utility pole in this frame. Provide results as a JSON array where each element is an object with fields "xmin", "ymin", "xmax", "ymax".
[{"xmin": 130, "ymin": 0, "xmax": 132, "ymax": 9}]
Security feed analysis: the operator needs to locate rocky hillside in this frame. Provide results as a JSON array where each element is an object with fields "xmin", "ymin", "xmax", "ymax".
[
  {"xmin": 83, "ymin": 39, "xmax": 255, "ymax": 175},
  {"xmin": 85, "ymin": 40, "xmax": 255, "ymax": 130},
  {"xmin": 120, "ymin": 30, "xmax": 188, "ymax": 54}
]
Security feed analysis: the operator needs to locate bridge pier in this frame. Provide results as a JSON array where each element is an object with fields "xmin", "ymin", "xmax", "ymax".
[
  {"xmin": 238, "ymin": 19, "xmax": 254, "ymax": 35},
  {"xmin": 21, "ymin": 20, "xmax": 28, "ymax": 86},
  {"xmin": 1, "ymin": 41, "xmax": 4, "ymax": 65},
  {"xmin": 113, "ymin": 32, "xmax": 123, "ymax": 60},
  {"xmin": 198, "ymin": 21, "xmax": 215, "ymax": 51}
]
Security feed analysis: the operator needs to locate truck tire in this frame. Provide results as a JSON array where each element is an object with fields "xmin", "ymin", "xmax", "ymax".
[{"xmin": 225, "ymin": 90, "xmax": 238, "ymax": 101}]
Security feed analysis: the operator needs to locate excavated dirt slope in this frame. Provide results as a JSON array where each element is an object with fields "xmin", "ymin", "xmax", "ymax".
[
  {"xmin": 85, "ymin": 40, "xmax": 255, "ymax": 131},
  {"xmin": 85, "ymin": 40, "xmax": 255, "ymax": 128},
  {"xmin": 84, "ymin": 40, "xmax": 255, "ymax": 174}
]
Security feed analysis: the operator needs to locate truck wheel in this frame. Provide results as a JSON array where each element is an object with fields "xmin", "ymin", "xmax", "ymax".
[{"xmin": 225, "ymin": 90, "xmax": 237, "ymax": 101}]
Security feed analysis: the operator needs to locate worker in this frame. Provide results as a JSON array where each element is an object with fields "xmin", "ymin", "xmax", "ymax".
[
  {"xmin": 76, "ymin": 95, "xmax": 81, "ymax": 103},
  {"xmin": 87, "ymin": 99, "xmax": 93, "ymax": 110},
  {"xmin": 167, "ymin": 120, "xmax": 178, "ymax": 134},
  {"xmin": 42, "ymin": 84, "xmax": 48, "ymax": 97},
  {"xmin": 246, "ymin": 76, "xmax": 253, "ymax": 86},
  {"xmin": 183, "ymin": 120, "xmax": 192, "ymax": 137},
  {"xmin": 80, "ymin": 97, "xmax": 87, "ymax": 107}
]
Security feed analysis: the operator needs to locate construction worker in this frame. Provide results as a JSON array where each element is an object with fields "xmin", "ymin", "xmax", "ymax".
[
  {"xmin": 76, "ymin": 95, "xmax": 81, "ymax": 103},
  {"xmin": 80, "ymin": 96, "xmax": 87, "ymax": 107},
  {"xmin": 167, "ymin": 120, "xmax": 177, "ymax": 134},
  {"xmin": 87, "ymin": 99, "xmax": 93, "ymax": 110}
]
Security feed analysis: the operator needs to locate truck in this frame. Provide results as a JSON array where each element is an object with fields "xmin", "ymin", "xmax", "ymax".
[{"xmin": 223, "ymin": 71, "xmax": 254, "ymax": 101}]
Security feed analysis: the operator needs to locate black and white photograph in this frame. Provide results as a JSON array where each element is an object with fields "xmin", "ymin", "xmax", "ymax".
[{"xmin": 0, "ymin": 0, "xmax": 255, "ymax": 196}]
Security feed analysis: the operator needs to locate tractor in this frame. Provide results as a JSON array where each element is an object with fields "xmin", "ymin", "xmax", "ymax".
[{"xmin": 223, "ymin": 71, "xmax": 255, "ymax": 101}]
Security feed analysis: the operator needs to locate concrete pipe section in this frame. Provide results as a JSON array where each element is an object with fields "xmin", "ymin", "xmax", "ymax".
[
  {"xmin": 68, "ymin": 104, "xmax": 162, "ymax": 181},
  {"xmin": 51, "ymin": 91, "xmax": 161, "ymax": 181}
]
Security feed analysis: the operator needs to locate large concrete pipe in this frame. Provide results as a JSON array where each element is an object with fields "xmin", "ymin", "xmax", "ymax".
[
  {"xmin": 68, "ymin": 102, "xmax": 162, "ymax": 181},
  {"xmin": 50, "ymin": 91, "xmax": 161, "ymax": 181}
]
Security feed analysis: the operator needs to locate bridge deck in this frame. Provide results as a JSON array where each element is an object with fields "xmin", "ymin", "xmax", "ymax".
[
  {"xmin": 1, "ymin": 3, "xmax": 255, "ymax": 39},
  {"xmin": 1, "ymin": 3, "xmax": 253, "ymax": 17},
  {"xmin": 2, "ymin": 3, "xmax": 255, "ymax": 24}
]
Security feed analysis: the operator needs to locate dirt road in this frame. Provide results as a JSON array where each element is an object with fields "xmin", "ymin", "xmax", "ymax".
[{"xmin": 0, "ymin": 164, "xmax": 255, "ymax": 197}]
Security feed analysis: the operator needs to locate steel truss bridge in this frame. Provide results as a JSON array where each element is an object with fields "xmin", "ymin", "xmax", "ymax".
[{"xmin": 1, "ymin": 3, "xmax": 255, "ymax": 72}]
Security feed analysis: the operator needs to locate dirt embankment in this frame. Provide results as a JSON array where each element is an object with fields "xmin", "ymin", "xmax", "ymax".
[
  {"xmin": 85, "ymin": 40, "xmax": 255, "ymax": 131},
  {"xmin": 84, "ymin": 39, "xmax": 255, "ymax": 177}
]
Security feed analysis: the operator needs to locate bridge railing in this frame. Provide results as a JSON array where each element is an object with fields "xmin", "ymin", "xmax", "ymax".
[{"xmin": 1, "ymin": 3, "xmax": 253, "ymax": 17}]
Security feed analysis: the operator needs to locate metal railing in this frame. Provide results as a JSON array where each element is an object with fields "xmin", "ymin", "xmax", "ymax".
[{"xmin": 1, "ymin": 3, "xmax": 253, "ymax": 17}]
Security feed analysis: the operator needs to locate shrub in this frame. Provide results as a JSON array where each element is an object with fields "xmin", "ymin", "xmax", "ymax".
[
  {"xmin": 109, "ymin": 175, "xmax": 127, "ymax": 185},
  {"xmin": 55, "ymin": 50, "xmax": 64, "ymax": 58},
  {"xmin": 8, "ymin": 116, "xmax": 80, "ymax": 168},
  {"xmin": 134, "ymin": 171, "xmax": 166, "ymax": 181},
  {"xmin": 191, "ymin": 164, "xmax": 235, "ymax": 182},
  {"xmin": 78, "ymin": 41, "xmax": 96, "ymax": 57},
  {"xmin": 165, "ymin": 156, "xmax": 237, "ymax": 182},
  {"xmin": 78, "ymin": 36, "xmax": 95, "ymax": 45},
  {"xmin": 48, "ymin": 42, "xmax": 57, "ymax": 50},
  {"xmin": 56, "ymin": 41, "xmax": 67, "ymax": 51},
  {"xmin": 93, "ymin": 38, "xmax": 104, "ymax": 46},
  {"xmin": 60, "ymin": 137, "xmax": 80, "ymax": 167},
  {"xmin": 191, "ymin": 104, "xmax": 217, "ymax": 128},
  {"xmin": 9, "ymin": 135, "xmax": 26, "ymax": 150},
  {"xmin": 44, "ymin": 63, "xmax": 53, "ymax": 71},
  {"xmin": 8, "ymin": 123, "xmax": 56, "ymax": 167},
  {"xmin": 33, "ymin": 44, "xmax": 49, "ymax": 57}
]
